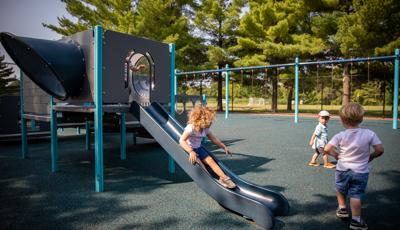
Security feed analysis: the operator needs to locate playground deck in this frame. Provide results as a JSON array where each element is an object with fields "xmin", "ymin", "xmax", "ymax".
[{"xmin": 0, "ymin": 114, "xmax": 399, "ymax": 229}]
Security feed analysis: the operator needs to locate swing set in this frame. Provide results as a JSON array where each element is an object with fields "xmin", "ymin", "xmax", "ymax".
[
  {"xmin": 300, "ymin": 57, "xmax": 390, "ymax": 118},
  {"xmin": 173, "ymin": 50, "xmax": 399, "ymax": 129}
]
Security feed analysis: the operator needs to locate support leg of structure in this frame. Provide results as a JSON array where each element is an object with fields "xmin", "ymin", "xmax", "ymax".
[
  {"xmin": 31, "ymin": 120, "xmax": 37, "ymax": 131},
  {"xmin": 168, "ymin": 43, "xmax": 176, "ymax": 174},
  {"xmin": 120, "ymin": 113, "xmax": 126, "ymax": 160},
  {"xmin": 94, "ymin": 25, "xmax": 104, "ymax": 192},
  {"xmin": 85, "ymin": 121, "xmax": 90, "ymax": 151},
  {"xmin": 21, "ymin": 118, "xmax": 28, "ymax": 158},
  {"xmin": 50, "ymin": 96, "xmax": 58, "ymax": 172},
  {"xmin": 20, "ymin": 71, "xmax": 28, "ymax": 158},
  {"xmin": 133, "ymin": 132, "xmax": 137, "ymax": 145}
]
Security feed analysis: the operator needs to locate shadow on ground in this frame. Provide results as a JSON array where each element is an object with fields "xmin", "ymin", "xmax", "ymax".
[
  {"xmin": 280, "ymin": 169, "xmax": 400, "ymax": 229},
  {"xmin": 0, "ymin": 134, "xmax": 276, "ymax": 229}
]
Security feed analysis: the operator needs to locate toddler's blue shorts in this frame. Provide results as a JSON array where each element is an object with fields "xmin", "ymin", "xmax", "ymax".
[
  {"xmin": 335, "ymin": 169, "xmax": 369, "ymax": 199},
  {"xmin": 193, "ymin": 147, "xmax": 209, "ymax": 160}
]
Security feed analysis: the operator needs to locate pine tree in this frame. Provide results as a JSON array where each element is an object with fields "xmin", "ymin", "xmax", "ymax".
[
  {"xmin": 43, "ymin": 0, "xmax": 136, "ymax": 35},
  {"xmin": 135, "ymin": 0, "xmax": 207, "ymax": 70},
  {"xmin": 230, "ymin": 0, "xmax": 328, "ymax": 111},
  {"xmin": 335, "ymin": 0, "xmax": 400, "ymax": 104},
  {"xmin": 336, "ymin": 0, "xmax": 400, "ymax": 57},
  {"xmin": 43, "ymin": 0, "xmax": 204, "ymax": 71},
  {"xmin": 231, "ymin": 0, "xmax": 329, "ymax": 65},
  {"xmin": 0, "ymin": 53, "xmax": 18, "ymax": 96},
  {"xmin": 194, "ymin": 0, "xmax": 245, "ymax": 111}
]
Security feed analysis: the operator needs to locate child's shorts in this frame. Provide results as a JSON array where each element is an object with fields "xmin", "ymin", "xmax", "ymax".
[
  {"xmin": 193, "ymin": 147, "xmax": 210, "ymax": 161},
  {"xmin": 335, "ymin": 169, "xmax": 369, "ymax": 199}
]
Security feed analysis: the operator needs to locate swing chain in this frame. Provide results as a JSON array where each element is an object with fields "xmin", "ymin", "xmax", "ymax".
[{"xmin": 367, "ymin": 57, "xmax": 371, "ymax": 82}]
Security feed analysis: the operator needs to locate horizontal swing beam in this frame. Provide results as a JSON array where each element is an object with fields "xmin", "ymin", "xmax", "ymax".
[{"xmin": 176, "ymin": 55, "xmax": 397, "ymax": 77}]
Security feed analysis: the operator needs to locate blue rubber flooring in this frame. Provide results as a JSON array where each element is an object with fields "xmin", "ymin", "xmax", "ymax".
[{"xmin": 0, "ymin": 114, "xmax": 399, "ymax": 229}]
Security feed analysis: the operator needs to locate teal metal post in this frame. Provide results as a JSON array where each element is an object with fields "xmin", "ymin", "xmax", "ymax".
[
  {"xmin": 94, "ymin": 25, "xmax": 104, "ymax": 192},
  {"xmin": 168, "ymin": 43, "xmax": 176, "ymax": 174},
  {"xmin": 295, "ymin": 57, "xmax": 299, "ymax": 123},
  {"xmin": 31, "ymin": 120, "xmax": 37, "ymax": 131},
  {"xmin": 225, "ymin": 64, "xmax": 229, "ymax": 119},
  {"xmin": 85, "ymin": 120, "xmax": 90, "ymax": 150},
  {"xmin": 174, "ymin": 69, "xmax": 177, "ymax": 101},
  {"xmin": 120, "ymin": 113, "xmax": 126, "ymax": 160},
  {"xmin": 201, "ymin": 93, "xmax": 208, "ymax": 144},
  {"xmin": 169, "ymin": 43, "xmax": 176, "ymax": 116},
  {"xmin": 133, "ymin": 133, "xmax": 137, "ymax": 145},
  {"xmin": 50, "ymin": 96, "xmax": 58, "ymax": 172},
  {"xmin": 20, "ymin": 71, "xmax": 28, "ymax": 158},
  {"xmin": 393, "ymin": 49, "xmax": 399, "ymax": 129}
]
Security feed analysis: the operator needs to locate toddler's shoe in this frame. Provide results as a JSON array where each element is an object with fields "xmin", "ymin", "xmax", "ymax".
[
  {"xmin": 308, "ymin": 162, "xmax": 319, "ymax": 167},
  {"xmin": 350, "ymin": 218, "xmax": 368, "ymax": 230},
  {"xmin": 219, "ymin": 177, "xmax": 236, "ymax": 189},
  {"xmin": 323, "ymin": 163, "xmax": 336, "ymax": 169},
  {"xmin": 336, "ymin": 207, "xmax": 349, "ymax": 218}
]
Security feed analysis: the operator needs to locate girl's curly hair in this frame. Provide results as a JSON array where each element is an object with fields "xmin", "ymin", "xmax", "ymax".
[{"xmin": 188, "ymin": 105, "xmax": 216, "ymax": 132}]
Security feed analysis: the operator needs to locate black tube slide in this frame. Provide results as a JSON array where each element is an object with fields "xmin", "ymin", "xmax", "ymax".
[
  {"xmin": 0, "ymin": 32, "xmax": 85, "ymax": 100},
  {"xmin": 130, "ymin": 102, "xmax": 289, "ymax": 229}
]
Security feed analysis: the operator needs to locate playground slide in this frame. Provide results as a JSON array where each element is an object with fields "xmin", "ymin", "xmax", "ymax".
[{"xmin": 130, "ymin": 102, "xmax": 289, "ymax": 229}]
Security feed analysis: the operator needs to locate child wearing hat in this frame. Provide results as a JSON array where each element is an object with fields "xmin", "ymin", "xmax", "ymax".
[{"xmin": 308, "ymin": 110, "xmax": 336, "ymax": 168}]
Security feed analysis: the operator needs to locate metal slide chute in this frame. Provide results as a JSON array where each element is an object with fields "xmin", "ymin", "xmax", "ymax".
[{"xmin": 130, "ymin": 102, "xmax": 289, "ymax": 229}]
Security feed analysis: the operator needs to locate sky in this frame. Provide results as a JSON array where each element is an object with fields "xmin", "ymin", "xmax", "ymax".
[{"xmin": 0, "ymin": 0, "xmax": 73, "ymax": 75}]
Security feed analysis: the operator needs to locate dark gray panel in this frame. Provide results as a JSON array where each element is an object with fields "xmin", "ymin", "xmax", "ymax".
[
  {"xmin": 103, "ymin": 30, "xmax": 170, "ymax": 104},
  {"xmin": 0, "ymin": 96, "xmax": 19, "ymax": 134},
  {"xmin": 23, "ymin": 77, "xmax": 50, "ymax": 115},
  {"xmin": 24, "ymin": 104, "xmax": 49, "ymax": 115},
  {"xmin": 59, "ymin": 30, "xmax": 94, "ymax": 103}
]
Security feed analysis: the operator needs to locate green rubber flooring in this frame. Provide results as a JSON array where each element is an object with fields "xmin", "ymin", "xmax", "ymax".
[{"xmin": 0, "ymin": 114, "xmax": 399, "ymax": 229}]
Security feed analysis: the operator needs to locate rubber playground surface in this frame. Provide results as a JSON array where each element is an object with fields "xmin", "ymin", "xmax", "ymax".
[{"xmin": 0, "ymin": 114, "xmax": 399, "ymax": 229}]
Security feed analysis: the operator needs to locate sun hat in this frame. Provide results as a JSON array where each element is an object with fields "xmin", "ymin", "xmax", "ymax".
[{"xmin": 318, "ymin": 110, "xmax": 330, "ymax": 117}]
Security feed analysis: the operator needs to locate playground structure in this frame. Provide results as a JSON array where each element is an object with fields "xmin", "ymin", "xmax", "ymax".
[
  {"xmin": 175, "ymin": 54, "xmax": 399, "ymax": 129},
  {"xmin": 0, "ymin": 69, "xmax": 51, "ymax": 139},
  {"xmin": 0, "ymin": 26, "xmax": 289, "ymax": 229},
  {"xmin": 0, "ymin": 27, "xmax": 172, "ymax": 181},
  {"xmin": 0, "ymin": 75, "xmax": 97, "ymax": 141}
]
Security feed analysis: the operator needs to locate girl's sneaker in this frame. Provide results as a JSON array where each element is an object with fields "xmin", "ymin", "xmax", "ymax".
[
  {"xmin": 350, "ymin": 218, "xmax": 368, "ymax": 230},
  {"xmin": 219, "ymin": 177, "xmax": 236, "ymax": 189},
  {"xmin": 308, "ymin": 162, "xmax": 319, "ymax": 167}
]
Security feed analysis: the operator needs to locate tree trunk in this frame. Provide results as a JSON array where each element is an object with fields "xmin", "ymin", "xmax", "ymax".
[
  {"xmin": 287, "ymin": 83, "xmax": 293, "ymax": 111},
  {"xmin": 200, "ymin": 79, "xmax": 203, "ymax": 96},
  {"xmin": 271, "ymin": 71, "xmax": 278, "ymax": 112},
  {"xmin": 342, "ymin": 64, "xmax": 350, "ymax": 105},
  {"xmin": 216, "ymin": 20, "xmax": 224, "ymax": 112}
]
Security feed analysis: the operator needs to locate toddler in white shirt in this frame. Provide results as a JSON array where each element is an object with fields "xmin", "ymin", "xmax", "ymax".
[{"xmin": 324, "ymin": 103, "xmax": 384, "ymax": 230}]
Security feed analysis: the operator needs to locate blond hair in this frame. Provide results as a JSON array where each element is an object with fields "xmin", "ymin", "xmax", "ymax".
[
  {"xmin": 339, "ymin": 103, "xmax": 364, "ymax": 126},
  {"xmin": 188, "ymin": 105, "xmax": 216, "ymax": 132}
]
